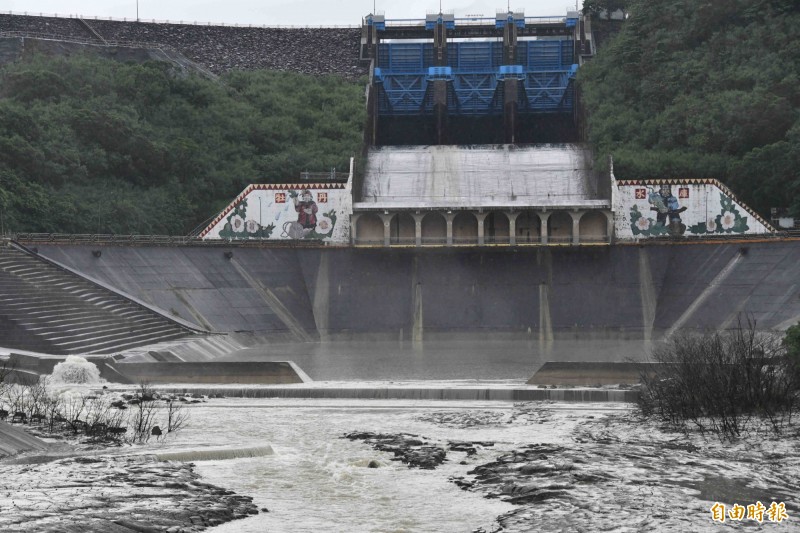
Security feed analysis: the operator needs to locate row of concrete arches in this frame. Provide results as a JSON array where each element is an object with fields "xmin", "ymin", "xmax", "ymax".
[{"xmin": 352, "ymin": 209, "xmax": 611, "ymax": 246}]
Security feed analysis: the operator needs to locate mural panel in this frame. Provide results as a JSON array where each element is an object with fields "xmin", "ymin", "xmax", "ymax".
[
  {"xmin": 201, "ymin": 183, "xmax": 352, "ymax": 243},
  {"xmin": 614, "ymin": 179, "xmax": 772, "ymax": 240}
]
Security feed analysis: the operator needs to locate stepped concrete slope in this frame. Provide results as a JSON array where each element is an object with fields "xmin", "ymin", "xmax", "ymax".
[
  {"xmin": 31, "ymin": 245, "xmax": 319, "ymax": 339},
  {"xmin": 32, "ymin": 241, "xmax": 800, "ymax": 340},
  {"xmin": 0, "ymin": 244, "xmax": 194, "ymax": 354},
  {"xmin": 359, "ymin": 144, "xmax": 607, "ymax": 209}
]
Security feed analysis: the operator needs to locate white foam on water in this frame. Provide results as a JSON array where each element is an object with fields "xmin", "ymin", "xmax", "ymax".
[
  {"xmin": 155, "ymin": 397, "xmax": 584, "ymax": 533},
  {"xmin": 48, "ymin": 356, "xmax": 104, "ymax": 385}
]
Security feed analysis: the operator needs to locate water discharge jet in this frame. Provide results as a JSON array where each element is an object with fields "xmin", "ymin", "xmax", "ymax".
[{"xmin": 49, "ymin": 355, "xmax": 104, "ymax": 386}]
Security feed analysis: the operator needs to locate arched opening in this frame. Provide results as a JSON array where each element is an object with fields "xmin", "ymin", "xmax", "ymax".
[
  {"xmin": 547, "ymin": 211, "xmax": 573, "ymax": 243},
  {"xmin": 390, "ymin": 213, "xmax": 416, "ymax": 245},
  {"xmin": 515, "ymin": 211, "xmax": 541, "ymax": 244},
  {"xmin": 484, "ymin": 211, "xmax": 510, "ymax": 244},
  {"xmin": 579, "ymin": 211, "xmax": 608, "ymax": 243},
  {"xmin": 452, "ymin": 212, "xmax": 478, "ymax": 244},
  {"xmin": 355, "ymin": 213, "xmax": 384, "ymax": 245},
  {"xmin": 420, "ymin": 212, "xmax": 447, "ymax": 245}
]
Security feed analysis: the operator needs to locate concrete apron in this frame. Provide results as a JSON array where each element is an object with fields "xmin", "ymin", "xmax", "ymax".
[{"xmin": 152, "ymin": 385, "xmax": 638, "ymax": 403}]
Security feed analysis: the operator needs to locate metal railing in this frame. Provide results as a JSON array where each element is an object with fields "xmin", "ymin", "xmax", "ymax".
[
  {"xmin": 579, "ymin": 235, "xmax": 610, "ymax": 243},
  {"xmin": 627, "ymin": 231, "xmax": 790, "ymax": 245},
  {"xmin": 10, "ymin": 233, "xmax": 347, "ymax": 248},
  {"xmin": 482, "ymin": 236, "xmax": 510, "ymax": 244},
  {"xmin": 546, "ymin": 235, "xmax": 573, "ymax": 244},
  {"xmin": 377, "ymin": 15, "xmax": 567, "ymax": 27},
  {"xmin": 298, "ymin": 170, "xmax": 347, "ymax": 182},
  {"xmin": 353, "ymin": 238, "xmax": 384, "ymax": 246},
  {"xmin": 10, "ymin": 231, "xmax": 789, "ymax": 248},
  {"xmin": 420, "ymin": 237, "xmax": 448, "ymax": 245},
  {"xmin": 513, "ymin": 235, "xmax": 541, "ymax": 244}
]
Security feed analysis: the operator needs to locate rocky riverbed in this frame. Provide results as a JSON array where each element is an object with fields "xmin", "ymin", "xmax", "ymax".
[
  {"xmin": 0, "ymin": 453, "xmax": 259, "ymax": 532},
  {"xmin": 0, "ymin": 389, "xmax": 258, "ymax": 533},
  {"xmin": 4, "ymin": 397, "xmax": 799, "ymax": 532},
  {"xmin": 348, "ymin": 403, "xmax": 800, "ymax": 532}
]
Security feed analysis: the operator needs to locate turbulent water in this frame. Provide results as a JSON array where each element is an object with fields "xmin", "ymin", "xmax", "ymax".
[
  {"xmin": 156, "ymin": 340, "xmax": 651, "ymax": 531},
  {"xmin": 48, "ymin": 355, "xmax": 103, "ymax": 385},
  {"xmin": 163, "ymin": 399, "xmax": 534, "ymax": 533}
]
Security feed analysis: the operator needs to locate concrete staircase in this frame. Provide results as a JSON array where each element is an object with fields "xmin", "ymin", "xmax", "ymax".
[{"xmin": 0, "ymin": 244, "xmax": 193, "ymax": 354}]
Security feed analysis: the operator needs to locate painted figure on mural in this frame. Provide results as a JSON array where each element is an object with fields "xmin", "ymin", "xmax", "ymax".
[
  {"xmin": 293, "ymin": 189, "xmax": 318, "ymax": 230},
  {"xmin": 649, "ymin": 184, "xmax": 687, "ymax": 235},
  {"xmin": 280, "ymin": 189, "xmax": 319, "ymax": 238}
]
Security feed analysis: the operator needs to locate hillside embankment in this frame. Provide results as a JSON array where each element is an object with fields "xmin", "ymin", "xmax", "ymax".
[{"xmin": 0, "ymin": 14, "xmax": 365, "ymax": 79}]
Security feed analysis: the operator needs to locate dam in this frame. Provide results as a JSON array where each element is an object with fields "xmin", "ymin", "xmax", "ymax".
[
  {"xmin": 0, "ymin": 9, "xmax": 796, "ymax": 386},
  {"xmin": 13, "ymin": 242, "xmax": 800, "ymax": 341},
  {"xmin": 1, "ymin": 8, "xmax": 799, "ymax": 533},
  {"xmin": 0, "ymin": 237, "xmax": 797, "ymax": 388}
]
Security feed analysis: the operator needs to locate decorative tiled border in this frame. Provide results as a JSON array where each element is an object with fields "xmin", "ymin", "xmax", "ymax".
[{"xmin": 199, "ymin": 183, "xmax": 348, "ymax": 238}]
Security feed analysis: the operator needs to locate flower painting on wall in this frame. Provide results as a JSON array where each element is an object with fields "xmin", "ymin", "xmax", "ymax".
[
  {"xmin": 688, "ymin": 194, "xmax": 750, "ymax": 235},
  {"xmin": 218, "ymin": 199, "xmax": 276, "ymax": 240}
]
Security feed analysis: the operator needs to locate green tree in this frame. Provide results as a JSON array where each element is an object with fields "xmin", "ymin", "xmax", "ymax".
[
  {"xmin": 579, "ymin": 0, "xmax": 800, "ymax": 217},
  {"xmin": 583, "ymin": 0, "xmax": 629, "ymax": 19},
  {"xmin": 0, "ymin": 53, "xmax": 365, "ymax": 234}
]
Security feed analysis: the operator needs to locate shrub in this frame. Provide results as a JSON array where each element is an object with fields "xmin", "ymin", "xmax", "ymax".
[
  {"xmin": 783, "ymin": 322, "xmax": 800, "ymax": 368},
  {"xmin": 1, "ymin": 379, "xmax": 189, "ymax": 444},
  {"xmin": 129, "ymin": 382, "xmax": 160, "ymax": 443},
  {"xmin": 638, "ymin": 319, "xmax": 799, "ymax": 438}
]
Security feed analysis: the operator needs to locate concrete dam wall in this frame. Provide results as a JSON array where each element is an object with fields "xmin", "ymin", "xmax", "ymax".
[{"xmin": 34, "ymin": 241, "xmax": 800, "ymax": 341}]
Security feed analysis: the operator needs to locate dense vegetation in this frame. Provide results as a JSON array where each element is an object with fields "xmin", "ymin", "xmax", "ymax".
[
  {"xmin": 580, "ymin": 0, "xmax": 800, "ymax": 217},
  {"xmin": 0, "ymin": 55, "xmax": 365, "ymax": 234},
  {"xmin": 639, "ymin": 319, "xmax": 800, "ymax": 439}
]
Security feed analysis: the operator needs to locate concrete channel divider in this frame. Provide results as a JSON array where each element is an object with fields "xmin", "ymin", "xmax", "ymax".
[
  {"xmin": 527, "ymin": 361, "xmax": 655, "ymax": 387},
  {"xmin": 134, "ymin": 445, "xmax": 275, "ymax": 462},
  {"xmin": 5, "ymin": 351, "xmax": 313, "ymax": 385},
  {"xmin": 107, "ymin": 361, "xmax": 310, "ymax": 384}
]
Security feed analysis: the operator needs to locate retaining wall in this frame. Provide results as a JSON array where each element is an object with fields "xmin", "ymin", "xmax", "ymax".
[
  {"xmin": 109, "ymin": 361, "xmax": 307, "ymax": 384},
  {"xmin": 33, "ymin": 241, "xmax": 800, "ymax": 341}
]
